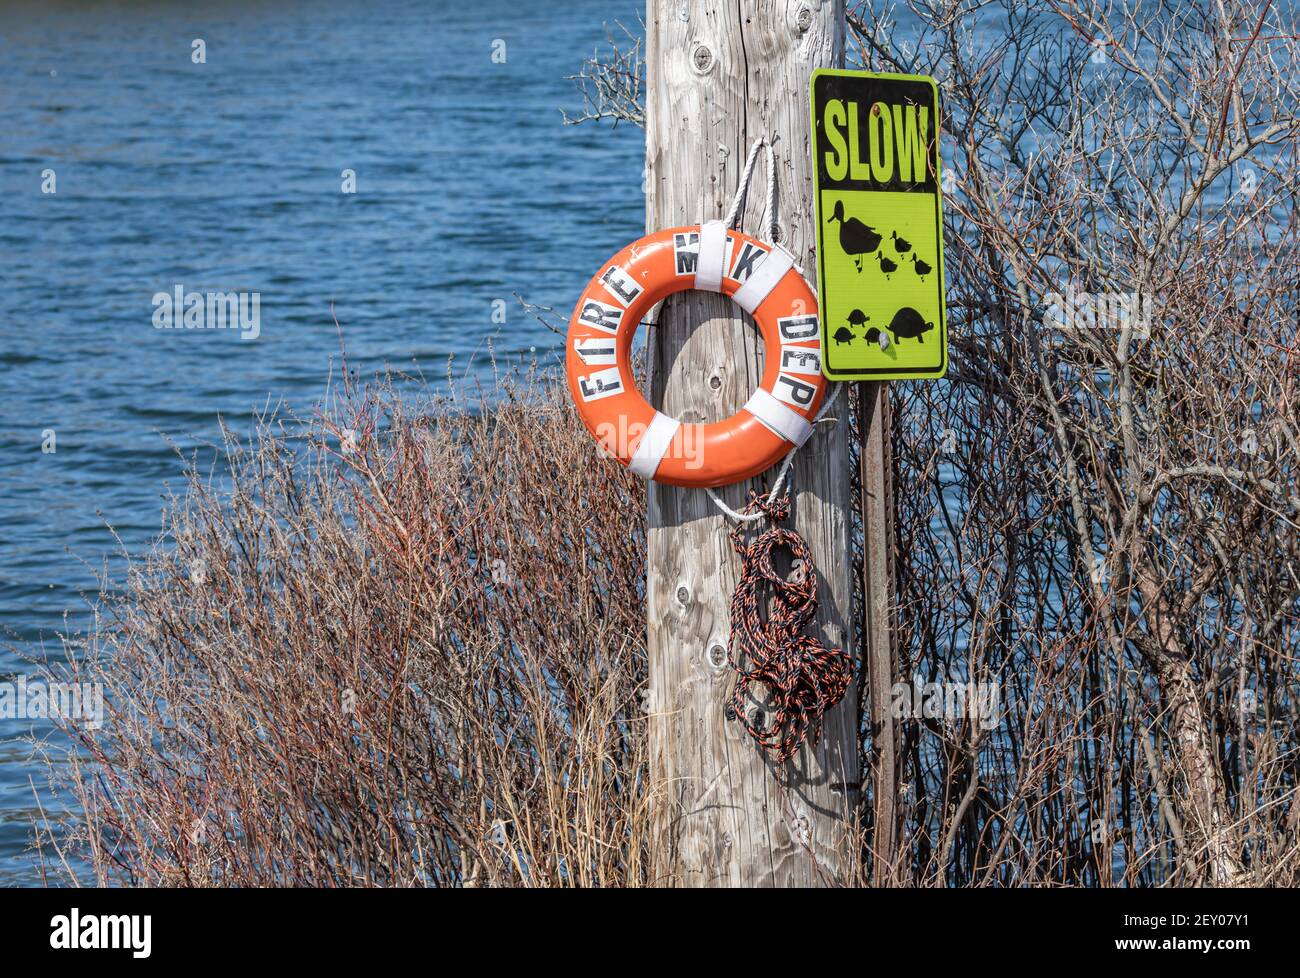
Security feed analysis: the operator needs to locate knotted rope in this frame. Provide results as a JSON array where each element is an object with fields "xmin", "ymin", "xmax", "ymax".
[{"xmin": 724, "ymin": 491, "xmax": 853, "ymax": 763}]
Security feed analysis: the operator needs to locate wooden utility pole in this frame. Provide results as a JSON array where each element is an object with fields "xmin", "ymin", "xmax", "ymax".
[{"xmin": 645, "ymin": 0, "xmax": 884, "ymax": 887}]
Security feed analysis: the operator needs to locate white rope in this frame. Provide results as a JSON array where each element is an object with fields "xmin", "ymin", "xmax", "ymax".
[
  {"xmin": 706, "ymin": 133, "xmax": 834, "ymax": 524},
  {"xmin": 722, "ymin": 136, "xmax": 778, "ymax": 243},
  {"xmin": 706, "ymin": 382, "xmax": 844, "ymax": 523}
]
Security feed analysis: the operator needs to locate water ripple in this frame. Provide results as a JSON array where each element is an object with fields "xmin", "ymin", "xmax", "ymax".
[{"xmin": 0, "ymin": 0, "xmax": 642, "ymax": 884}]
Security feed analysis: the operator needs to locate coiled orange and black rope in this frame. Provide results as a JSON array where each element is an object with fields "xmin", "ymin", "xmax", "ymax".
[{"xmin": 725, "ymin": 491, "xmax": 853, "ymax": 762}]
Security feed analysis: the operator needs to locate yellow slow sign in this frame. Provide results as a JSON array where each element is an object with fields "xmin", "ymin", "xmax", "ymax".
[{"xmin": 811, "ymin": 69, "xmax": 948, "ymax": 380}]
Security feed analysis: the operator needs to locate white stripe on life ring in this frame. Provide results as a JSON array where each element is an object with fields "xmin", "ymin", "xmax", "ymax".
[
  {"xmin": 732, "ymin": 245, "xmax": 794, "ymax": 314},
  {"xmin": 694, "ymin": 220, "xmax": 728, "ymax": 293},
  {"xmin": 628, "ymin": 411, "xmax": 682, "ymax": 479},
  {"xmin": 743, "ymin": 387, "xmax": 813, "ymax": 447}
]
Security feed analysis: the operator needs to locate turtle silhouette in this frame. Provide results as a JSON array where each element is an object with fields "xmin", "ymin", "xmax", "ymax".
[
  {"xmin": 829, "ymin": 200, "xmax": 882, "ymax": 271},
  {"xmin": 912, "ymin": 254, "xmax": 932, "ymax": 280},
  {"xmin": 887, "ymin": 306, "xmax": 934, "ymax": 344},
  {"xmin": 877, "ymin": 251, "xmax": 899, "ymax": 279},
  {"xmin": 864, "ymin": 326, "xmax": 889, "ymax": 351},
  {"xmin": 832, "ymin": 326, "xmax": 855, "ymax": 345},
  {"xmin": 846, "ymin": 308, "xmax": 870, "ymax": 329},
  {"xmin": 891, "ymin": 230, "xmax": 912, "ymax": 254}
]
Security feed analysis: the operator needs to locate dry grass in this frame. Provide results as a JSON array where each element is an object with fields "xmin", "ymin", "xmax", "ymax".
[{"xmin": 53, "ymin": 365, "xmax": 653, "ymax": 886}]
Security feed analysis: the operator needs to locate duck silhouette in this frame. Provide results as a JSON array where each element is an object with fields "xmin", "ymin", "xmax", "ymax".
[
  {"xmin": 891, "ymin": 230, "xmax": 912, "ymax": 254},
  {"xmin": 877, "ymin": 251, "xmax": 899, "ymax": 279},
  {"xmin": 912, "ymin": 254, "xmax": 932, "ymax": 280},
  {"xmin": 829, "ymin": 200, "xmax": 882, "ymax": 271}
]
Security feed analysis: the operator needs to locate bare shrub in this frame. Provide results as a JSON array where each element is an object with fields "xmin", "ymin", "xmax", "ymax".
[
  {"xmin": 563, "ymin": 20, "xmax": 645, "ymax": 129},
  {"xmin": 854, "ymin": 0, "xmax": 1300, "ymax": 885},
  {"xmin": 54, "ymin": 367, "xmax": 651, "ymax": 886}
]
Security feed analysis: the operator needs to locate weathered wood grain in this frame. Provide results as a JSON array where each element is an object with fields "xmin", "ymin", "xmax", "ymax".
[{"xmin": 645, "ymin": 0, "xmax": 858, "ymax": 887}]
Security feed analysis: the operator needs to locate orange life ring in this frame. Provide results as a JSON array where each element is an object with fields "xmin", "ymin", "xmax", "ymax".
[{"xmin": 565, "ymin": 222, "xmax": 828, "ymax": 488}]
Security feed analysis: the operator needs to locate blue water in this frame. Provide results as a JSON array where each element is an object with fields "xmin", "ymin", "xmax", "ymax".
[{"xmin": 0, "ymin": 0, "xmax": 642, "ymax": 884}]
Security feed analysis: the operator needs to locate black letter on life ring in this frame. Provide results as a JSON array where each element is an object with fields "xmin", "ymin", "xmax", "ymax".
[
  {"xmin": 579, "ymin": 299, "xmax": 624, "ymax": 335},
  {"xmin": 730, "ymin": 241, "xmax": 769, "ymax": 283},
  {"xmin": 780, "ymin": 348, "xmax": 821, "ymax": 375},
  {"xmin": 778, "ymin": 315, "xmax": 819, "ymax": 341},
  {"xmin": 673, "ymin": 232, "xmax": 700, "ymax": 276},
  {"xmin": 578, "ymin": 367, "xmax": 624, "ymax": 402},
  {"xmin": 775, "ymin": 374, "xmax": 817, "ymax": 408},
  {"xmin": 600, "ymin": 265, "xmax": 643, "ymax": 306}
]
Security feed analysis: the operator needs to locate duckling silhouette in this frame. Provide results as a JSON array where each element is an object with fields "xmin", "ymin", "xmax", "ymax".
[
  {"xmin": 912, "ymin": 254, "xmax": 932, "ymax": 280},
  {"xmin": 891, "ymin": 230, "xmax": 912, "ymax": 254},
  {"xmin": 829, "ymin": 200, "xmax": 882, "ymax": 271},
  {"xmin": 877, "ymin": 251, "xmax": 898, "ymax": 279}
]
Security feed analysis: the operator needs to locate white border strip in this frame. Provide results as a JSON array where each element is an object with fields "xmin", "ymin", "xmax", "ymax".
[
  {"xmin": 732, "ymin": 245, "xmax": 794, "ymax": 314},
  {"xmin": 694, "ymin": 221, "xmax": 728, "ymax": 293},
  {"xmin": 743, "ymin": 388, "xmax": 813, "ymax": 447},
  {"xmin": 628, "ymin": 411, "xmax": 682, "ymax": 479}
]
